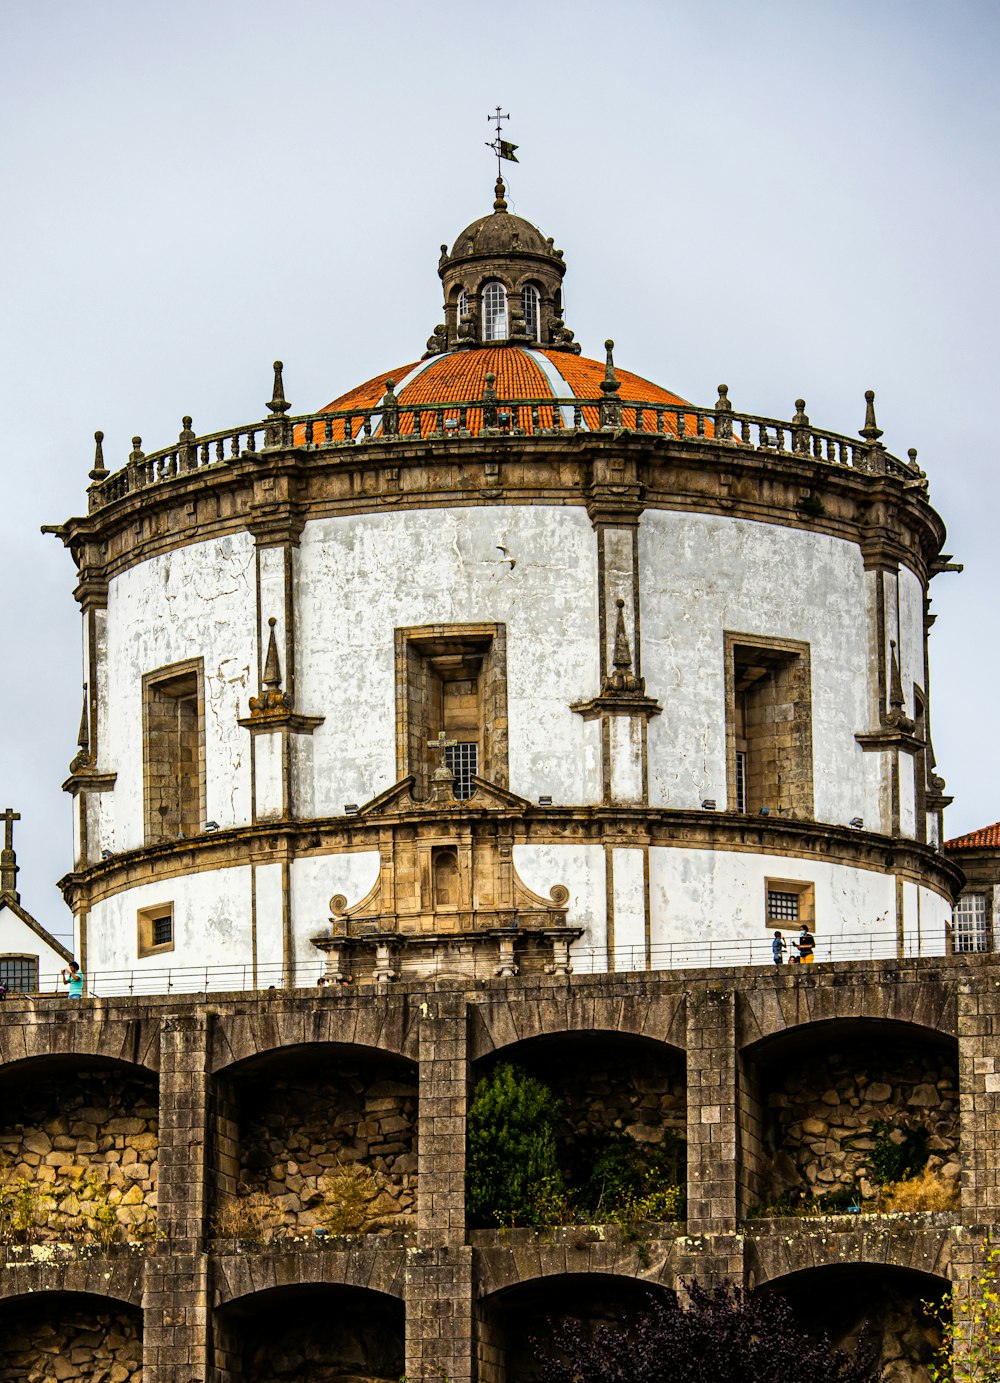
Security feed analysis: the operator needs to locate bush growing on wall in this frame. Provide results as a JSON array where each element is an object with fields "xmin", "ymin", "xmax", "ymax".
[{"xmin": 466, "ymin": 1063, "xmax": 566, "ymax": 1228}]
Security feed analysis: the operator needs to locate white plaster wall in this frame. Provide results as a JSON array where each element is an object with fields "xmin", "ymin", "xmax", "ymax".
[
  {"xmin": 290, "ymin": 851, "xmax": 381, "ymax": 975},
  {"xmin": 612, "ymin": 847, "xmax": 646, "ymax": 971},
  {"xmin": 0, "ymin": 906, "xmax": 68, "ymax": 985},
  {"xmin": 297, "ymin": 507, "xmax": 602, "ymax": 810},
  {"xmin": 640, "ymin": 512, "xmax": 877, "ymax": 827},
  {"xmin": 899, "ymin": 753, "xmax": 917, "ymax": 838},
  {"xmin": 514, "ymin": 843, "xmax": 606, "ymax": 970},
  {"xmin": 609, "ymin": 716, "xmax": 643, "ymax": 803},
  {"xmin": 648, "ymin": 847, "xmax": 908, "ymax": 965},
  {"xmin": 905, "ymin": 884, "xmax": 949, "ymax": 958},
  {"xmin": 102, "ymin": 534, "xmax": 257, "ymax": 850},
  {"xmin": 897, "ymin": 564, "xmax": 927, "ymax": 712},
  {"xmin": 86, "ymin": 866, "xmax": 253, "ymax": 992}
]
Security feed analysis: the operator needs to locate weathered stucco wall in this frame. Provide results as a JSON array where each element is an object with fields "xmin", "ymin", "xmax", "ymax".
[
  {"xmin": 639, "ymin": 511, "xmax": 888, "ymax": 828},
  {"xmin": 102, "ymin": 532, "xmax": 257, "ymax": 851},
  {"xmin": 296, "ymin": 506, "xmax": 602, "ymax": 811}
]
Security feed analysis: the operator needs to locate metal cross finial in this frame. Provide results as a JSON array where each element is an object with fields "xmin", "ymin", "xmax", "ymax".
[{"xmin": 485, "ymin": 107, "xmax": 518, "ymax": 183}]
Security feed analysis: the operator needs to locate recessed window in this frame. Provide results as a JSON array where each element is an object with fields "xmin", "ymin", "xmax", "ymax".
[
  {"xmin": 0, "ymin": 956, "xmax": 38, "ymax": 991},
  {"xmin": 765, "ymin": 878, "xmax": 815, "ymax": 928},
  {"xmin": 521, "ymin": 284, "xmax": 540, "ymax": 339},
  {"xmin": 142, "ymin": 659, "xmax": 205, "ymax": 844},
  {"xmin": 726, "ymin": 634, "xmax": 814, "ymax": 818},
  {"xmin": 395, "ymin": 623, "xmax": 509, "ymax": 801},
  {"xmin": 138, "ymin": 903, "xmax": 175, "ymax": 958},
  {"xmin": 457, "ymin": 288, "xmax": 469, "ymax": 322},
  {"xmin": 482, "ymin": 281, "xmax": 507, "ymax": 341},
  {"xmin": 953, "ymin": 893, "xmax": 989, "ymax": 953}
]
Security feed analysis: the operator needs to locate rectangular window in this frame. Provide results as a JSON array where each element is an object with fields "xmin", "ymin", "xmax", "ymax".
[
  {"xmin": 137, "ymin": 903, "xmax": 175, "ymax": 958},
  {"xmin": 764, "ymin": 877, "xmax": 815, "ymax": 930},
  {"xmin": 142, "ymin": 660, "xmax": 205, "ymax": 844},
  {"xmin": 725, "ymin": 634, "xmax": 814, "ymax": 819},
  {"xmin": 395, "ymin": 624, "xmax": 508, "ymax": 801},
  {"xmin": 953, "ymin": 893, "xmax": 989, "ymax": 954},
  {"xmin": 0, "ymin": 956, "xmax": 38, "ymax": 991}
]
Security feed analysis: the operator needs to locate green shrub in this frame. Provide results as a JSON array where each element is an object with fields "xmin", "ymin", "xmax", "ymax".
[
  {"xmin": 564, "ymin": 1131, "xmax": 686, "ymax": 1223},
  {"xmin": 466, "ymin": 1063, "xmax": 566, "ymax": 1228},
  {"xmin": 869, "ymin": 1122, "xmax": 929, "ymax": 1186}
]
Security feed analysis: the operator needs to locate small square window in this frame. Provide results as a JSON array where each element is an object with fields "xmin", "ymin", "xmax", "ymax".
[
  {"xmin": 0, "ymin": 956, "xmax": 38, "ymax": 991},
  {"xmin": 137, "ymin": 903, "xmax": 174, "ymax": 958},
  {"xmin": 764, "ymin": 878, "xmax": 815, "ymax": 929}
]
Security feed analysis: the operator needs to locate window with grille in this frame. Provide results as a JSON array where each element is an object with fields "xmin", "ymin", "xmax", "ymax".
[
  {"xmin": 735, "ymin": 751, "xmax": 748, "ymax": 814},
  {"xmin": 954, "ymin": 893, "xmax": 989, "ymax": 953},
  {"xmin": 482, "ymin": 281, "xmax": 507, "ymax": 341},
  {"xmin": 0, "ymin": 956, "xmax": 37, "ymax": 991},
  {"xmin": 457, "ymin": 289, "xmax": 469, "ymax": 323},
  {"xmin": 138, "ymin": 903, "xmax": 175, "ymax": 957},
  {"xmin": 767, "ymin": 890, "xmax": 800, "ymax": 923},
  {"xmin": 521, "ymin": 284, "xmax": 540, "ymax": 339},
  {"xmin": 445, "ymin": 742, "xmax": 478, "ymax": 800}
]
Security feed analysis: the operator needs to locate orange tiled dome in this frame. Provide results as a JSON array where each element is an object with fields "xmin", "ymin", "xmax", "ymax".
[{"xmin": 312, "ymin": 347, "xmax": 695, "ymax": 439}]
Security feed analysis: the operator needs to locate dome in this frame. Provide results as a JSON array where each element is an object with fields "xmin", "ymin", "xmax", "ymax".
[
  {"xmin": 445, "ymin": 177, "xmax": 561, "ymax": 263},
  {"xmin": 311, "ymin": 346, "xmax": 695, "ymax": 439}
]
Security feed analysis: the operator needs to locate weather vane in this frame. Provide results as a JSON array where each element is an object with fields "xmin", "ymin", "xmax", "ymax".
[{"xmin": 486, "ymin": 107, "xmax": 519, "ymax": 180}]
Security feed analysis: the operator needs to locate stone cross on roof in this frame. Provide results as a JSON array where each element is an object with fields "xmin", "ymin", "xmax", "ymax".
[
  {"xmin": 0, "ymin": 807, "xmax": 20, "ymax": 901},
  {"xmin": 427, "ymin": 731, "xmax": 458, "ymax": 803}
]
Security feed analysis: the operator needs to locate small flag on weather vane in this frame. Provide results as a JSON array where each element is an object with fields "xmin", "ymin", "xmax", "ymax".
[{"xmin": 486, "ymin": 108, "xmax": 519, "ymax": 176}]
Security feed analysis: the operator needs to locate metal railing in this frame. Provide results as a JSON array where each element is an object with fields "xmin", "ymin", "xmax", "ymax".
[
  {"xmin": 12, "ymin": 925, "xmax": 982, "ymax": 1000},
  {"xmin": 88, "ymin": 391, "xmax": 920, "ymax": 512}
]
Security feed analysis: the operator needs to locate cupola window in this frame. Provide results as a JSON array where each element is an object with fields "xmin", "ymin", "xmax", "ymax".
[
  {"xmin": 457, "ymin": 289, "xmax": 469, "ymax": 323},
  {"xmin": 482, "ymin": 281, "xmax": 508, "ymax": 341},
  {"xmin": 521, "ymin": 284, "xmax": 541, "ymax": 339}
]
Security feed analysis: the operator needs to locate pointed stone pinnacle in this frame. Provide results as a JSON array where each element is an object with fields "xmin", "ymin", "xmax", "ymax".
[
  {"xmin": 268, "ymin": 361, "xmax": 290, "ymax": 417},
  {"xmin": 89, "ymin": 431, "xmax": 107, "ymax": 481},
  {"xmin": 860, "ymin": 389, "xmax": 883, "ymax": 443},
  {"xmin": 262, "ymin": 617, "xmax": 283, "ymax": 691}
]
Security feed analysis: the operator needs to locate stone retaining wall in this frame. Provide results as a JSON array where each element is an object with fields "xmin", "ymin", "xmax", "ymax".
[
  {"xmin": 761, "ymin": 1038, "xmax": 959, "ymax": 1204},
  {"xmin": 233, "ymin": 1054, "xmax": 417, "ymax": 1235},
  {"xmin": 0, "ymin": 1069, "xmax": 158, "ymax": 1243},
  {"xmin": 1, "ymin": 1301, "xmax": 142, "ymax": 1382}
]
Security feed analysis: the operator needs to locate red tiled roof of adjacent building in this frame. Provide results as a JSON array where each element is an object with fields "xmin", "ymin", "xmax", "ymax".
[{"xmin": 945, "ymin": 822, "xmax": 1000, "ymax": 850}]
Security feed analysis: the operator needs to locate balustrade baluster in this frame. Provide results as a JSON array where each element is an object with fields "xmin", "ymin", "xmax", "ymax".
[
  {"xmin": 741, "ymin": 420, "xmax": 751, "ymax": 444},
  {"xmin": 436, "ymin": 406, "xmax": 445, "ymax": 436},
  {"xmin": 656, "ymin": 407, "xmax": 665, "ymax": 434},
  {"xmin": 814, "ymin": 436, "xmax": 822, "ymax": 458},
  {"xmin": 775, "ymin": 426, "xmax": 785, "ymax": 450},
  {"xmin": 552, "ymin": 403, "xmax": 562, "ymax": 429},
  {"xmin": 199, "ymin": 442, "xmax": 208, "ymax": 466},
  {"xmin": 531, "ymin": 405, "xmax": 539, "ymax": 431},
  {"xmin": 324, "ymin": 418, "xmax": 333, "ymax": 445},
  {"xmin": 459, "ymin": 405, "xmax": 468, "ymax": 432},
  {"xmin": 246, "ymin": 429, "xmax": 256, "ymax": 453},
  {"xmin": 697, "ymin": 412, "xmax": 705, "ymax": 437},
  {"xmin": 633, "ymin": 406, "xmax": 642, "ymax": 432},
  {"xmin": 363, "ymin": 414, "xmax": 372, "ymax": 440},
  {"xmin": 305, "ymin": 420, "xmax": 314, "ymax": 446},
  {"xmin": 676, "ymin": 410, "xmax": 685, "ymax": 438},
  {"xmin": 573, "ymin": 404, "xmax": 582, "ymax": 429},
  {"xmin": 343, "ymin": 416, "xmax": 353, "ymax": 442}
]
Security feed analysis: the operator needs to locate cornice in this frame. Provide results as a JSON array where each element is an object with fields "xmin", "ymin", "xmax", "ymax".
[
  {"xmin": 48, "ymin": 432, "xmax": 947, "ymax": 589},
  {"xmin": 58, "ymin": 804, "xmax": 965, "ymax": 912}
]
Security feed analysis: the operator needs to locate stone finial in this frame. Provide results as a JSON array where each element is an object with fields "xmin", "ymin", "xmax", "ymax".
[
  {"xmin": 715, "ymin": 385, "xmax": 733, "ymax": 441},
  {"xmin": 599, "ymin": 340, "xmax": 622, "ymax": 429},
  {"xmin": 884, "ymin": 639, "xmax": 916, "ymax": 734},
  {"xmin": 128, "ymin": 437, "xmax": 144, "ymax": 464},
  {"xmin": 0, "ymin": 807, "xmax": 20, "ymax": 901},
  {"xmin": 89, "ymin": 431, "xmax": 107, "ymax": 481},
  {"xmin": 424, "ymin": 325, "xmax": 447, "ymax": 357},
  {"xmin": 69, "ymin": 685, "xmax": 92, "ymax": 773},
  {"xmin": 493, "ymin": 177, "xmax": 508, "ymax": 213},
  {"xmin": 382, "ymin": 379, "xmax": 399, "ymax": 437},
  {"xmin": 859, "ymin": 389, "xmax": 883, "ymax": 443},
  {"xmin": 267, "ymin": 361, "xmax": 290, "ymax": 417},
  {"xmin": 603, "ymin": 599, "xmax": 644, "ymax": 695},
  {"xmin": 482, "ymin": 371, "xmax": 498, "ymax": 428},
  {"xmin": 262, "ymin": 618, "xmax": 282, "ymax": 691},
  {"xmin": 791, "ymin": 398, "xmax": 810, "ymax": 454}
]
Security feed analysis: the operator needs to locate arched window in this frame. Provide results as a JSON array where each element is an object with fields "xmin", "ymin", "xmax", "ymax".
[
  {"xmin": 521, "ymin": 284, "xmax": 541, "ymax": 339},
  {"xmin": 482, "ymin": 281, "xmax": 507, "ymax": 341},
  {"xmin": 457, "ymin": 289, "xmax": 469, "ymax": 323}
]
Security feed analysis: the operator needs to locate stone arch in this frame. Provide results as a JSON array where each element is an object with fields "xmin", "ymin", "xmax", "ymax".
[
  {"xmin": 214, "ymin": 1282, "xmax": 405, "ymax": 1383},
  {"xmin": 212, "ymin": 1041, "xmax": 419, "ymax": 1240},
  {"xmin": 759, "ymin": 1261, "xmax": 948, "ymax": 1380},
  {"xmin": 738, "ymin": 972, "xmax": 957, "ymax": 1050},
  {"xmin": 0, "ymin": 1289, "xmax": 143, "ymax": 1380},
  {"xmin": 213, "ymin": 1250, "xmax": 407, "ymax": 1305},
  {"xmin": 477, "ymin": 1271, "xmax": 675, "ymax": 1383},
  {"xmin": 209, "ymin": 1002, "xmax": 418, "ymax": 1073},
  {"xmin": 739, "ymin": 1016, "xmax": 961, "ymax": 1216},
  {"xmin": 0, "ymin": 1008, "xmax": 159, "ymax": 1073},
  {"xmin": 471, "ymin": 991, "xmax": 686, "ymax": 1060}
]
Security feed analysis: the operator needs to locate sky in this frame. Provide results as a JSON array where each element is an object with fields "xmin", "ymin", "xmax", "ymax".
[{"xmin": 2, "ymin": 0, "xmax": 997, "ymax": 942}]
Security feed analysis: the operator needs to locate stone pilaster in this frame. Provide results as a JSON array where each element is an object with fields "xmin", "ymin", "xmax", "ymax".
[
  {"xmin": 143, "ymin": 1010, "xmax": 211, "ymax": 1383},
  {"xmin": 958, "ymin": 976, "xmax": 1000, "ymax": 1219},
  {"xmin": 406, "ymin": 993, "xmax": 473, "ymax": 1382},
  {"xmin": 685, "ymin": 985, "xmax": 738, "ymax": 1237}
]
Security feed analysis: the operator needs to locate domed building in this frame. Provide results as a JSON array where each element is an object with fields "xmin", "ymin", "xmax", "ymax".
[{"xmin": 50, "ymin": 176, "xmax": 960, "ymax": 990}]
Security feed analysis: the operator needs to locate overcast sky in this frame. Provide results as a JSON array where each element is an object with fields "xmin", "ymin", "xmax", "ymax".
[{"xmin": 2, "ymin": 0, "xmax": 997, "ymax": 941}]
